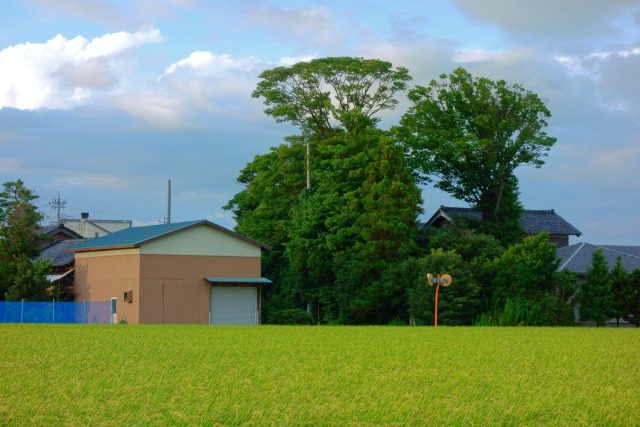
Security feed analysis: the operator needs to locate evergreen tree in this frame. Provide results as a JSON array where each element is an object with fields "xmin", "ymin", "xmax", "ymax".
[
  {"xmin": 580, "ymin": 248, "xmax": 613, "ymax": 327},
  {"xmin": 610, "ymin": 256, "xmax": 633, "ymax": 327},
  {"xmin": 406, "ymin": 249, "xmax": 481, "ymax": 326},
  {"xmin": 0, "ymin": 179, "xmax": 51, "ymax": 300},
  {"xmin": 286, "ymin": 129, "xmax": 422, "ymax": 324},
  {"xmin": 625, "ymin": 269, "xmax": 640, "ymax": 327},
  {"xmin": 489, "ymin": 233, "xmax": 575, "ymax": 325}
]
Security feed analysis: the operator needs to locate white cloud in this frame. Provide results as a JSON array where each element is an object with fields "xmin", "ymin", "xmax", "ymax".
[
  {"xmin": 556, "ymin": 46, "xmax": 640, "ymax": 78},
  {"xmin": 0, "ymin": 28, "xmax": 163, "ymax": 110},
  {"xmin": 163, "ymin": 51, "xmax": 260, "ymax": 77}
]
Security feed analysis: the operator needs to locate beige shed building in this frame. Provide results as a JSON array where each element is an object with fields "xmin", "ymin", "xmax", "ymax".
[{"xmin": 70, "ymin": 220, "xmax": 271, "ymax": 325}]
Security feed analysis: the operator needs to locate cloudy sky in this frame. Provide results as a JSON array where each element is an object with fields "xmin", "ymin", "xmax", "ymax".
[{"xmin": 1, "ymin": 0, "xmax": 639, "ymax": 245}]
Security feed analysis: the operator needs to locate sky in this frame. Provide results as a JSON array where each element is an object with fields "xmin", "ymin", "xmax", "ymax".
[{"xmin": 1, "ymin": 0, "xmax": 639, "ymax": 245}]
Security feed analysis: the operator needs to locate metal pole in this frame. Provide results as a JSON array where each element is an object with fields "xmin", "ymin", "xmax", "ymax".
[
  {"xmin": 167, "ymin": 179, "xmax": 172, "ymax": 224},
  {"xmin": 21, "ymin": 299, "xmax": 24, "ymax": 324},
  {"xmin": 52, "ymin": 299, "xmax": 55, "ymax": 323},
  {"xmin": 434, "ymin": 275, "xmax": 441, "ymax": 327}
]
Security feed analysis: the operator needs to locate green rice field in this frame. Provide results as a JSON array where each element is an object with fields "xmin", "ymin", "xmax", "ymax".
[{"xmin": 0, "ymin": 325, "xmax": 638, "ymax": 426}]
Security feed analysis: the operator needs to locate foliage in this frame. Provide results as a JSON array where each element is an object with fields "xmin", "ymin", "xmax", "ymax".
[
  {"xmin": 223, "ymin": 143, "xmax": 306, "ymax": 310},
  {"xmin": 625, "ymin": 269, "xmax": 640, "ymax": 326},
  {"xmin": 580, "ymin": 248, "xmax": 613, "ymax": 327},
  {"xmin": 233, "ymin": 57, "xmax": 420, "ymax": 324},
  {"xmin": 407, "ymin": 249, "xmax": 482, "ymax": 326},
  {"xmin": 420, "ymin": 220, "xmax": 504, "ymax": 261},
  {"xmin": 265, "ymin": 308, "xmax": 314, "ymax": 325},
  {"xmin": 3, "ymin": 325, "xmax": 640, "ymax": 426},
  {"xmin": 3, "ymin": 257, "xmax": 52, "ymax": 301},
  {"xmin": 610, "ymin": 256, "xmax": 633, "ymax": 327},
  {"xmin": 286, "ymin": 130, "xmax": 422, "ymax": 324},
  {"xmin": 489, "ymin": 233, "xmax": 575, "ymax": 325},
  {"xmin": 0, "ymin": 180, "xmax": 51, "ymax": 300},
  {"xmin": 552, "ymin": 270, "xmax": 579, "ymax": 326},
  {"xmin": 252, "ymin": 57, "xmax": 411, "ymax": 137},
  {"xmin": 396, "ymin": 67, "xmax": 555, "ymax": 244}
]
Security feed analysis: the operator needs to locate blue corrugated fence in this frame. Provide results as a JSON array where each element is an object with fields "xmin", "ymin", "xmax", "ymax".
[{"xmin": 0, "ymin": 301, "xmax": 112, "ymax": 324}]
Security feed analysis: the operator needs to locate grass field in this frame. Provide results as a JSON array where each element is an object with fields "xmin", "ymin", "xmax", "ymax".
[{"xmin": 0, "ymin": 325, "xmax": 638, "ymax": 426}]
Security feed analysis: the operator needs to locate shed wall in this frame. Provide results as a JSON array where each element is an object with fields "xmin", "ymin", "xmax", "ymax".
[
  {"xmin": 138, "ymin": 254, "xmax": 261, "ymax": 324},
  {"xmin": 74, "ymin": 254, "xmax": 141, "ymax": 324}
]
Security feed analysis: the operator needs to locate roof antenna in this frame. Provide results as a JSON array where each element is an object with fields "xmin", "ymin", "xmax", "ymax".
[{"xmin": 167, "ymin": 179, "xmax": 171, "ymax": 224}]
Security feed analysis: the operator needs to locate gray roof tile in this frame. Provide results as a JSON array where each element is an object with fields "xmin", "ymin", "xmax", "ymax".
[
  {"xmin": 425, "ymin": 206, "xmax": 582, "ymax": 236},
  {"xmin": 557, "ymin": 243, "xmax": 640, "ymax": 275},
  {"xmin": 37, "ymin": 239, "xmax": 85, "ymax": 266}
]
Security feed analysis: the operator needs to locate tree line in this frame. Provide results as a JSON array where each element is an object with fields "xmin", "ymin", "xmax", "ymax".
[
  {"xmin": 224, "ymin": 56, "xmax": 639, "ymax": 326},
  {"xmin": 3, "ymin": 57, "xmax": 639, "ymax": 325}
]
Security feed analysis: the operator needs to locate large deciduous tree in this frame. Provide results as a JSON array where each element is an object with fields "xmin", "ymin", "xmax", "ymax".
[
  {"xmin": 396, "ymin": 67, "xmax": 556, "ymax": 243},
  {"xmin": 230, "ymin": 57, "xmax": 420, "ymax": 323},
  {"xmin": 0, "ymin": 180, "xmax": 51, "ymax": 300},
  {"xmin": 252, "ymin": 57, "xmax": 411, "ymax": 138}
]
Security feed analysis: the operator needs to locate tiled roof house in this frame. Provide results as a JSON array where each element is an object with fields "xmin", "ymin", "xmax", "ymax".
[{"xmin": 423, "ymin": 206, "xmax": 582, "ymax": 247}]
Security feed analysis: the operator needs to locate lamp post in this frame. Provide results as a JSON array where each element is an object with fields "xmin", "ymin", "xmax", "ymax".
[{"xmin": 426, "ymin": 273, "xmax": 452, "ymax": 327}]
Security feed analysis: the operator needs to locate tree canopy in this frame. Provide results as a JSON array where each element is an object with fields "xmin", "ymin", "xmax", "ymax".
[
  {"xmin": 396, "ymin": 67, "xmax": 556, "ymax": 240},
  {"xmin": 252, "ymin": 57, "xmax": 411, "ymax": 137}
]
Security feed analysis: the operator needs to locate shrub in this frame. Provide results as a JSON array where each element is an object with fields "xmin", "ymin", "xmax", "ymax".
[{"xmin": 266, "ymin": 308, "xmax": 314, "ymax": 325}]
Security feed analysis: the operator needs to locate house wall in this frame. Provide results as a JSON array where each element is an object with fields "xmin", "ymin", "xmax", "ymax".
[
  {"xmin": 74, "ymin": 252, "xmax": 141, "ymax": 324},
  {"xmin": 549, "ymin": 235, "xmax": 569, "ymax": 248},
  {"xmin": 137, "ymin": 255, "xmax": 261, "ymax": 324}
]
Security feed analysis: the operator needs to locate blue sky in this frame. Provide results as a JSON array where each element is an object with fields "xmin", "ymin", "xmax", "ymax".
[{"xmin": 1, "ymin": 0, "xmax": 639, "ymax": 244}]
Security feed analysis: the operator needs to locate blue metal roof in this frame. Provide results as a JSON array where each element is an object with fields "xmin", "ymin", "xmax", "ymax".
[{"xmin": 69, "ymin": 220, "xmax": 271, "ymax": 252}]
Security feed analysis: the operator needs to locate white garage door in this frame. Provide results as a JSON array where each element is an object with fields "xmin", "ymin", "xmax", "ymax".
[{"xmin": 210, "ymin": 286, "xmax": 257, "ymax": 325}]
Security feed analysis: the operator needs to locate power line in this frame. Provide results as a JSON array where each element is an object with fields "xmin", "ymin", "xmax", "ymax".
[{"xmin": 46, "ymin": 191, "xmax": 68, "ymax": 225}]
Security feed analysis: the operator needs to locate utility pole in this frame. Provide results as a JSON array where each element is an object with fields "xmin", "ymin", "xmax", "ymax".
[
  {"xmin": 47, "ymin": 191, "xmax": 67, "ymax": 225},
  {"xmin": 167, "ymin": 179, "xmax": 172, "ymax": 224}
]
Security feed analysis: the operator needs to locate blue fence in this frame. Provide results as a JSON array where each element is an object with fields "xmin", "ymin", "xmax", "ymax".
[{"xmin": 0, "ymin": 301, "xmax": 112, "ymax": 324}]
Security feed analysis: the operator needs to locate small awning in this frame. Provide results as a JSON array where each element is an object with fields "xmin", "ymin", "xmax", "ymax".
[
  {"xmin": 46, "ymin": 269, "xmax": 74, "ymax": 283},
  {"xmin": 204, "ymin": 277, "xmax": 272, "ymax": 285}
]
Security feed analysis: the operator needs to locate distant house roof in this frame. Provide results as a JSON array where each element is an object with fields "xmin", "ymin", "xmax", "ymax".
[
  {"xmin": 37, "ymin": 239, "xmax": 85, "ymax": 267},
  {"xmin": 63, "ymin": 215, "xmax": 132, "ymax": 238},
  {"xmin": 69, "ymin": 220, "xmax": 271, "ymax": 253},
  {"xmin": 39, "ymin": 224, "xmax": 83, "ymax": 240},
  {"xmin": 424, "ymin": 206, "xmax": 582, "ymax": 237},
  {"xmin": 557, "ymin": 243, "xmax": 640, "ymax": 275}
]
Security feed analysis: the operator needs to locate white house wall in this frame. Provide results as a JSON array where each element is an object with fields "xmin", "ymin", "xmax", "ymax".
[{"xmin": 140, "ymin": 224, "xmax": 262, "ymax": 257}]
